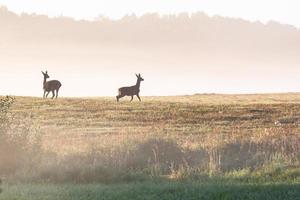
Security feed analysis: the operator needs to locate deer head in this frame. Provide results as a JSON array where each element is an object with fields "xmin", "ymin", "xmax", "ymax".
[
  {"xmin": 136, "ymin": 73, "xmax": 144, "ymax": 82},
  {"xmin": 42, "ymin": 71, "xmax": 50, "ymax": 79}
]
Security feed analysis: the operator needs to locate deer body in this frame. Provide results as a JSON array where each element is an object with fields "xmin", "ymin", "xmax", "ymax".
[
  {"xmin": 117, "ymin": 74, "xmax": 144, "ymax": 102},
  {"xmin": 42, "ymin": 71, "xmax": 62, "ymax": 99}
]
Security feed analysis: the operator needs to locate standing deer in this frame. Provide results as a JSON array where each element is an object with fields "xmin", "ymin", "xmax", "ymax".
[
  {"xmin": 116, "ymin": 73, "xmax": 144, "ymax": 102},
  {"xmin": 42, "ymin": 71, "xmax": 62, "ymax": 99}
]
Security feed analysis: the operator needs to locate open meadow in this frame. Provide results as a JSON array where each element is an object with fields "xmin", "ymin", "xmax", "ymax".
[{"xmin": 0, "ymin": 94, "xmax": 299, "ymax": 199}]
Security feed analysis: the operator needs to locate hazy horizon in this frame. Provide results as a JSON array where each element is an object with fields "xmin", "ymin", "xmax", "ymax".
[
  {"xmin": 1, "ymin": 0, "xmax": 300, "ymax": 27},
  {"xmin": 1, "ymin": 6, "xmax": 300, "ymax": 97}
]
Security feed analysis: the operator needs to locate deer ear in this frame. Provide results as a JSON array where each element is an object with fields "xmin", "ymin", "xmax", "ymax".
[
  {"xmin": 136, "ymin": 74, "xmax": 139, "ymax": 78},
  {"xmin": 46, "ymin": 71, "xmax": 48, "ymax": 74},
  {"xmin": 139, "ymin": 73, "xmax": 141, "ymax": 77}
]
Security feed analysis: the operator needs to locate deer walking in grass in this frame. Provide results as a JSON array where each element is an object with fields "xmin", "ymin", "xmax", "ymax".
[
  {"xmin": 116, "ymin": 73, "xmax": 144, "ymax": 102},
  {"xmin": 42, "ymin": 71, "xmax": 62, "ymax": 99}
]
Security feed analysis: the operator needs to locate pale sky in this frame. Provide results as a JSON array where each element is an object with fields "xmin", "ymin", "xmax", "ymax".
[{"xmin": 0, "ymin": 0, "xmax": 299, "ymax": 27}]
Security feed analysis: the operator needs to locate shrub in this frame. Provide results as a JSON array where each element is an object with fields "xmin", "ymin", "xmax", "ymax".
[{"xmin": 0, "ymin": 96, "xmax": 42, "ymax": 178}]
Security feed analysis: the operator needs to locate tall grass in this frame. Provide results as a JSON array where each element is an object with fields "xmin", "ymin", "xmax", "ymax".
[
  {"xmin": 0, "ymin": 96, "xmax": 42, "ymax": 179},
  {"xmin": 0, "ymin": 96, "xmax": 299, "ymax": 184},
  {"xmin": 4, "ymin": 132, "xmax": 298, "ymax": 183}
]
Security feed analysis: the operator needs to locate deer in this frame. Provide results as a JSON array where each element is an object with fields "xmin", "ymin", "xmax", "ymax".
[
  {"xmin": 42, "ymin": 70, "xmax": 62, "ymax": 99},
  {"xmin": 116, "ymin": 73, "xmax": 144, "ymax": 102}
]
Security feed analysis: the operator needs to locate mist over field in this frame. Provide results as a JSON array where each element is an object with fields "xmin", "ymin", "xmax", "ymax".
[
  {"xmin": 1, "ymin": 6, "xmax": 300, "ymax": 96},
  {"xmin": 0, "ymin": 2, "xmax": 300, "ymax": 199}
]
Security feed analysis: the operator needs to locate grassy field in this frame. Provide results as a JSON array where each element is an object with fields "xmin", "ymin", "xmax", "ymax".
[
  {"xmin": 1, "ymin": 181, "xmax": 300, "ymax": 200},
  {"xmin": 0, "ymin": 94, "xmax": 299, "ymax": 199}
]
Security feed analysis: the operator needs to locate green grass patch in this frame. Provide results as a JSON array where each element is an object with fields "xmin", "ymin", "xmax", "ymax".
[{"xmin": 0, "ymin": 180, "xmax": 299, "ymax": 200}]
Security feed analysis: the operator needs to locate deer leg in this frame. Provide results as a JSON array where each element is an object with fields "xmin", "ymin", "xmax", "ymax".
[
  {"xmin": 46, "ymin": 91, "xmax": 50, "ymax": 98},
  {"xmin": 55, "ymin": 89, "xmax": 59, "ymax": 99},
  {"xmin": 43, "ymin": 90, "xmax": 46, "ymax": 99},
  {"xmin": 51, "ymin": 91, "xmax": 55, "ymax": 99},
  {"xmin": 137, "ymin": 94, "xmax": 141, "ymax": 101},
  {"xmin": 130, "ymin": 96, "xmax": 133, "ymax": 102},
  {"xmin": 116, "ymin": 95, "xmax": 125, "ymax": 102}
]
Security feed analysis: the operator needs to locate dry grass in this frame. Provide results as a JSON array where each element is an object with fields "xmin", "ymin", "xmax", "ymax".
[
  {"xmin": 0, "ymin": 94, "xmax": 299, "ymax": 182},
  {"xmin": 10, "ymin": 94, "xmax": 300, "ymax": 151}
]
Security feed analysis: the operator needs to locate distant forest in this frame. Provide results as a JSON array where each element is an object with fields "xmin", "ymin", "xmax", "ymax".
[{"xmin": 1, "ymin": 6, "xmax": 299, "ymax": 58}]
